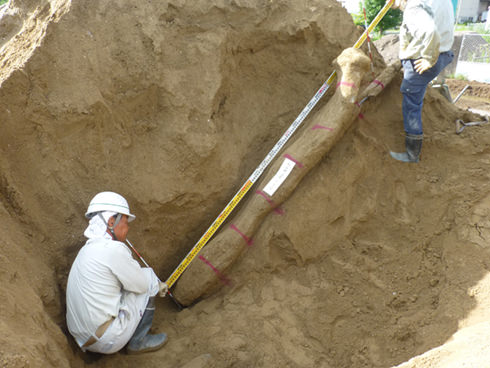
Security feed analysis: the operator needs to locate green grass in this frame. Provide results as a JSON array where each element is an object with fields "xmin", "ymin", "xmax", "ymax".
[
  {"xmin": 446, "ymin": 73, "xmax": 468, "ymax": 80},
  {"xmin": 0, "ymin": 0, "xmax": 8, "ymax": 5},
  {"xmin": 455, "ymin": 23, "xmax": 490, "ymax": 34},
  {"xmin": 367, "ymin": 30, "xmax": 383, "ymax": 41}
]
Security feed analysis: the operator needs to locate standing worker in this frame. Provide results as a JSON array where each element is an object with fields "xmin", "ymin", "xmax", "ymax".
[
  {"xmin": 66, "ymin": 191, "xmax": 168, "ymax": 354},
  {"xmin": 390, "ymin": 0, "xmax": 455, "ymax": 163}
]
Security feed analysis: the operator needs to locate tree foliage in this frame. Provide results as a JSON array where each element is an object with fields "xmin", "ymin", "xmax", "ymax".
[
  {"xmin": 353, "ymin": 0, "xmax": 403, "ymax": 34},
  {"xmin": 0, "ymin": 0, "xmax": 8, "ymax": 5}
]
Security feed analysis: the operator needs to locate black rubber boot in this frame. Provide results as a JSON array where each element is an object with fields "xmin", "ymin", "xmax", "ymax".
[
  {"xmin": 390, "ymin": 134, "xmax": 423, "ymax": 163},
  {"xmin": 127, "ymin": 297, "xmax": 168, "ymax": 354}
]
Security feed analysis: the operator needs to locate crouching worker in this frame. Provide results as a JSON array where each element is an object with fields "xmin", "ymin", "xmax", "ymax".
[{"xmin": 66, "ymin": 191, "xmax": 168, "ymax": 354}]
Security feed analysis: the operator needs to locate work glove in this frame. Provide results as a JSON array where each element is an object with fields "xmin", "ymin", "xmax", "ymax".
[
  {"xmin": 158, "ymin": 281, "xmax": 168, "ymax": 297},
  {"xmin": 414, "ymin": 58, "xmax": 433, "ymax": 74},
  {"xmin": 391, "ymin": 0, "xmax": 407, "ymax": 10}
]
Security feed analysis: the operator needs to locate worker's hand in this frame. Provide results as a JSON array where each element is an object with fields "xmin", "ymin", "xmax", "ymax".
[
  {"xmin": 414, "ymin": 58, "xmax": 433, "ymax": 74},
  {"xmin": 392, "ymin": 0, "xmax": 407, "ymax": 10},
  {"xmin": 158, "ymin": 281, "xmax": 168, "ymax": 297}
]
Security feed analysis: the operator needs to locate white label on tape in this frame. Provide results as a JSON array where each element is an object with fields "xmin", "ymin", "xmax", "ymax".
[{"xmin": 263, "ymin": 158, "xmax": 296, "ymax": 197}]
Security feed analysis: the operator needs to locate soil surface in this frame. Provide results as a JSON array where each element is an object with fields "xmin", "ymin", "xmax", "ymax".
[
  {"xmin": 1, "ymin": 1, "xmax": 490, "ymax": 368},
  {"xmin": 445, "ymin": 78, "xmax": 490, "ymax": 115}
]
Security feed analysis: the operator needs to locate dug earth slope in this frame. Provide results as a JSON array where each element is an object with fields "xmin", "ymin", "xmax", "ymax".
[{"xmin": 1, "ymin": 1, "xmax": 490, "ymax": 367}]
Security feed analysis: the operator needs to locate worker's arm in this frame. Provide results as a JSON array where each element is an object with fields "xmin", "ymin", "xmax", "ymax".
[
  {"xmin": 110, "ymin": 244, "xmax": 158, "ymax": 294},
  {"xmin": 402, "ymin": 4, "xmax": 441, "ymax": 71}
]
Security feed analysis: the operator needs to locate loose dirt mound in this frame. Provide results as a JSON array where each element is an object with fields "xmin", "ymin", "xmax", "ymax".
[
  {"xmin": 445, "ymin": 78, "xmax": 490, "ymax": 114},
  {"xmin": 1, "ymin": 1, "xmax": 490, "ymax": 368}
]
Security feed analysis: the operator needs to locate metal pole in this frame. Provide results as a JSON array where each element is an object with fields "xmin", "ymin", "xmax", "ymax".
[{"xmin": 126, "ymin": 239, "xmax": 184, "ymax": 309}]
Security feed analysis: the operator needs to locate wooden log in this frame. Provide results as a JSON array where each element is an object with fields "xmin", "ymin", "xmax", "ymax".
[{"xmin": 173, "ymin": 48, "xmax": 401, "ymax": 306}]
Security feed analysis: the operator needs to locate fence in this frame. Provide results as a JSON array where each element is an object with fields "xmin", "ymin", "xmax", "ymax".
[{"xmin": 455, "ymin": 33, "xmax": 490, "ymax": 83}]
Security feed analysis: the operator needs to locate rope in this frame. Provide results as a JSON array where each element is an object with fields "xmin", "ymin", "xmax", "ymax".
[{"xmin": 361, "ymin": 0, "xmax": 376, "ymax": 79}]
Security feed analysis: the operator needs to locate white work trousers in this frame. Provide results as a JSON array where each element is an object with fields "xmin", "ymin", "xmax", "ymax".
[{"xmin": 84, "ymin": 279, "xmax": 151, "ymax": 353}]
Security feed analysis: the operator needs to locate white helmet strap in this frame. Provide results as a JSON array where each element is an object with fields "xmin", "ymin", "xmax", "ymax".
[
  {"xmin": 113, "ymin": 213, "xmax": 122, "ymax": 228},
  {"xmin": 98, "ymin": 212, "xmax": 122, "ymax": 241}
]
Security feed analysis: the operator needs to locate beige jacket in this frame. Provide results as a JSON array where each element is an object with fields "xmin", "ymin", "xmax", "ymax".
[{"xmin": 399, "ymin": 0, "xmax": 454, "ymax": 65}]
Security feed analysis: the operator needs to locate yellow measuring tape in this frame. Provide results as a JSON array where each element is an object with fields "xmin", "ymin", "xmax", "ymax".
[
  {"xmin": 165, "ymin": 0, "xmax": 395, "ymax": 289},
  {"xmin": 165, "ymin": 180, "xmax": 253, "ymax": 287}
]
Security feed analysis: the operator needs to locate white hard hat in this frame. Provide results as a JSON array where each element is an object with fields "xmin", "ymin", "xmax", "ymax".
[{"xmin": 85, "ymin": 191, "xmax": 136, "ymax": 222}]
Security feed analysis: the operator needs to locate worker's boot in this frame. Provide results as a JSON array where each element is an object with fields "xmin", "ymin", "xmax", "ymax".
[
  {"xmin": 390, "ymin": 134, "xmax": 423, "ymax": 163},
  {"xmin": 126, "ymin": 297, "xmax": 168, "ymax": 354}
]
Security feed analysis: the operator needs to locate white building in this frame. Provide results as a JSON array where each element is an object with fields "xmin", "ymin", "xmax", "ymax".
[{"xmin": 457, "ymin": 0, "xmax": 490, "ymax": 22}]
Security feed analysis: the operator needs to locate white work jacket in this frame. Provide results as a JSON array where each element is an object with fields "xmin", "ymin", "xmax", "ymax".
[
  {"xmin": 66, "ymin": 237, "xmax": 159, "ymax": 347},
  {"xmin": 399, "ymin": 0, "xmax": 454, "ymax": 65}
]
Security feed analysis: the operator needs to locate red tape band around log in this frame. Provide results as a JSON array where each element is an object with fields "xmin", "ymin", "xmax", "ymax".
[
  {"xmin": 358, "ymin": 112, "xmax": 365, "ymax": 119},
  {"xmin": 283, "ymin": 153, "xmax": 304, "ymax": 168},
  {"xmin": 372, "ymin": 79, "xmax": 385, "ymax": 89},
  {"xmin": 230, "ymin": 224, "xmax": 253, "ymax": 246},
  {"xmin": 336, "ymin": 81, "xmax": 357, "ymax": 89},
  {"xmin": 199, "ymin": 255, "xmax": 232, "ymax": 286},
  {"xmin": 312, "ymin": 124, "xmax": 334, "ymax": 131},
  {"xmin": 256, "ymin": 190, "xmax": 284, "ymax": 215}
]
